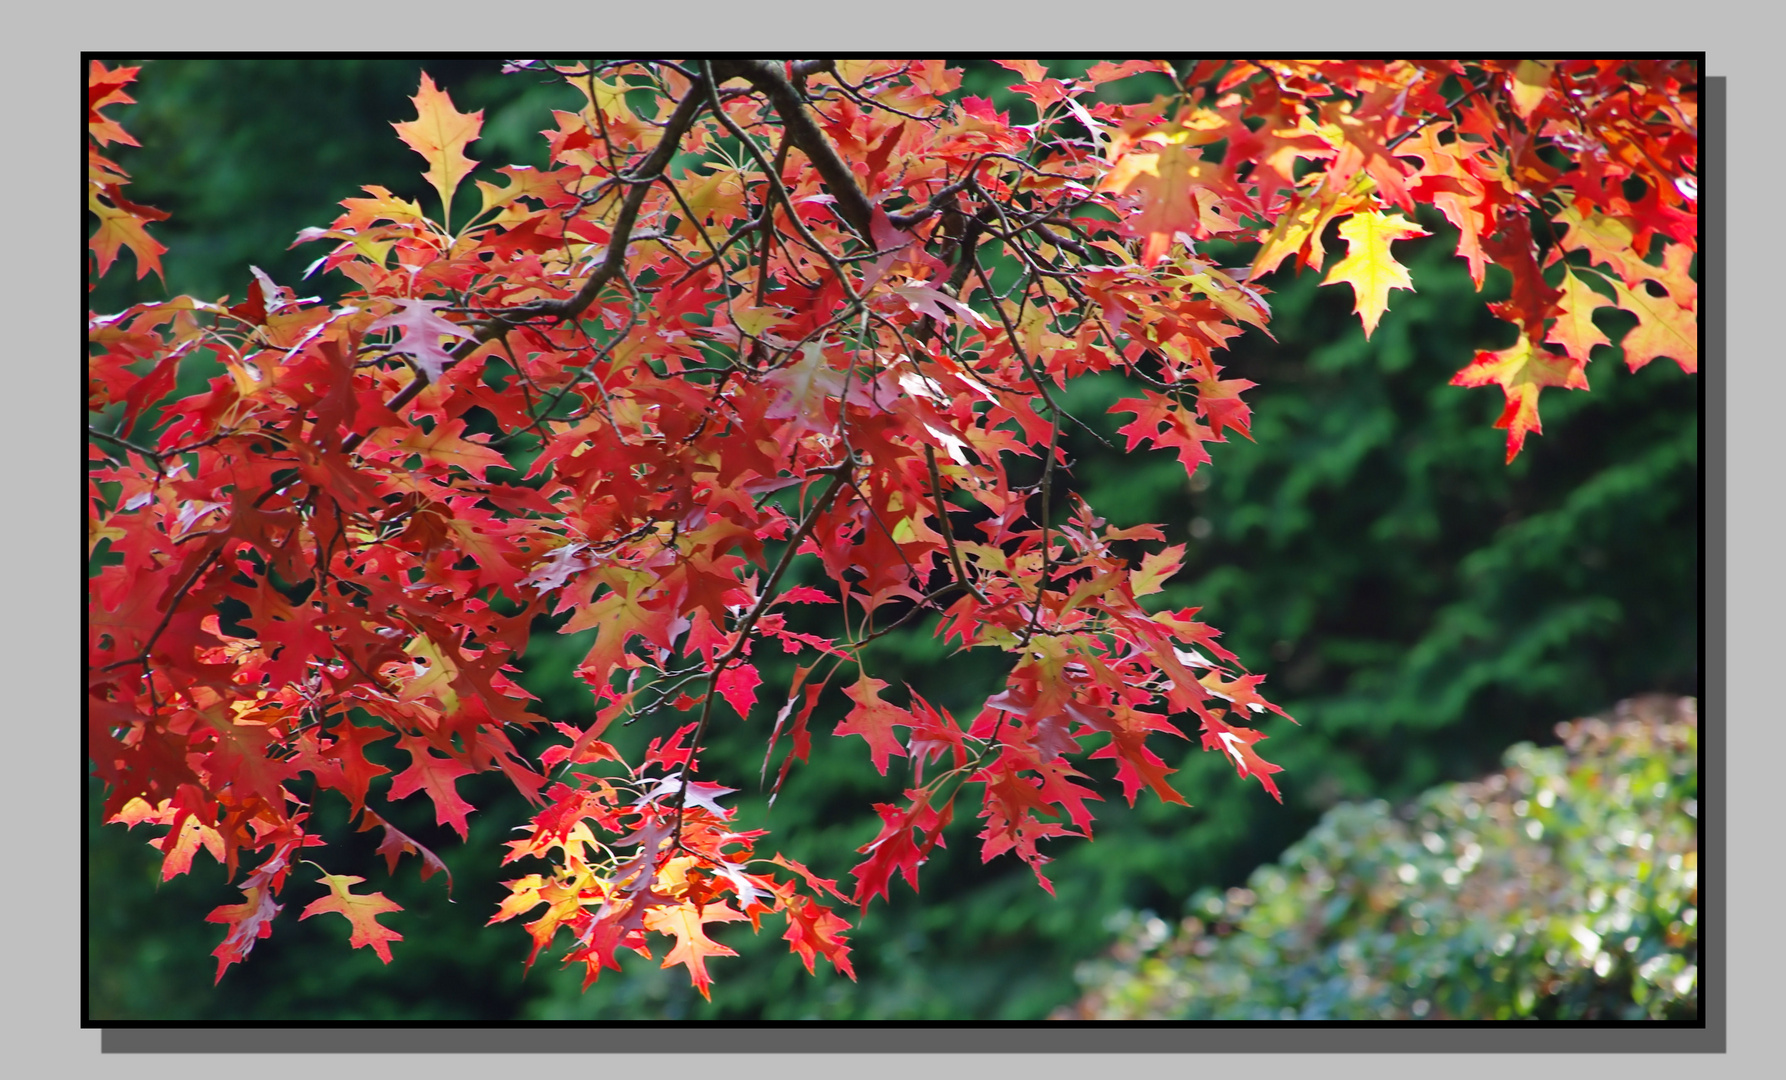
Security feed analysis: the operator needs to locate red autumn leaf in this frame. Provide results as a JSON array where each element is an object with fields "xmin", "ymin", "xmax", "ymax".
[
  {"xmin": 715, "ymin": 662, "xmax": 763, "ymax": 719},
  {"xmin": 387, "ymin": 735, "xmax": 477, "ymax": 840},
  {"xmin": 88, "ymin": 187, "xmax": 169, "ymax": 281},
  {"xmin": 1449, "ymin": 335, "xmax": 1590, "ymax": 462},
  {"xmin": 1112, "ymin": 391, "xmax": 1219, "ymax": 478},
  {"xmin": 850, "ymin": 801, "xmax": 928, "ymax": 908},
  {"xmin": 1100, "ymin": 124, "xmax": 1249, "ymax": 264},
  {"xmin": 1199, "ymin": 712, "xmax": 1285, "ymax": 803},
  {"xmin": 393, "ymin": 416, "xmax": 507, "ymax": 482},
  {"xmin": 781, "ymin": 895, "xmax": 856, "ymax": 979},
  {"xmin": 87, "ymin": 58, "xmax": 1695, "ymax": 1002},
  {"xmin": 835, "ymin": 674, "xmax": 912, "ymax": 776},
  {"xmin": 1193, "ymin": 375, "xmax": 1258, "ymax": 442},
  {"xmin": 205, "ymin": 863, "xmax": 285, "ymax": 983},
  {"xmin": 357, "ymin": 809, "xmax": 453, "ymax": 894}
]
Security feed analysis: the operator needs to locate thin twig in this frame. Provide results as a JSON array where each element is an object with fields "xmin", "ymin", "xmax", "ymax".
[{"xmin": 926, "ymin": 444, "xmax": 987, "ymax": 603}]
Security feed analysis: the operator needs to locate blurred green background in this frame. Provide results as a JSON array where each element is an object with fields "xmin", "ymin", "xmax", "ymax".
[{"xmin": 87, "ymin": 58, "xmax": 1699, "ymax": 1021}]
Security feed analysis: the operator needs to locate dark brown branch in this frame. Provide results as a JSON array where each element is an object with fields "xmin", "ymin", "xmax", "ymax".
[
  {"xmin": 724, "ymin": 60, "xmax": 876, "ymax": 241},
  {"xmin": 700, "ymin": 62, "xmax": 858, "ymax": 303}
]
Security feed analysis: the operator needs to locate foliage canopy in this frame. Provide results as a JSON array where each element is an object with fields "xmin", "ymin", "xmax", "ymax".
[{"xmin": 88, "ymin": 58, "xmax": 1698, "ymax": 1000}]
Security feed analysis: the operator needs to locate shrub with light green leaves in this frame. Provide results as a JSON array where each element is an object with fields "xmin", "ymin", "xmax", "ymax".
[{"xmin": 1061, "ymin": 695, "xmax": 1699, "ymax": 1020}]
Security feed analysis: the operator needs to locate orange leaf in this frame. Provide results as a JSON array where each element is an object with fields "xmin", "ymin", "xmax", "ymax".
[
  {"xmin": 643, "ymin": 900, "xmax": 746, "ymax": 1000},
  {"xmin": 392, "ymin": 72, "xmax": 482, "ymax": 226},
  {"xmin": 87, "ymin": 187, "xmax": 168, "ymax": 281},
  {"xmin": 1323, "ymin": 210, "xmax": 1428, "ymax": 339},
  {"xmin": 1100, "ymin": 130, "xmax": 1232, "ymax": 265},
  {"xmin": 1450, "ymin": 335, "xmax": 1589, "ymax": 462},
  {"xmin": 299, "ymin": 871, "xmax": 404, "ymax": 963}
]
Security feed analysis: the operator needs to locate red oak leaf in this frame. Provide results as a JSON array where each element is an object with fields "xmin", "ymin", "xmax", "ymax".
[
  {"xmin": 387, "ymin": 735, "xmax": 477, "ymax": 840},
  {"xmin": 643, "ymin": 900, "xmax": 747, "ymax": 1001},
  {"xmin": 1199, "ymin": 712, "xmax": 1284, "ymax": 803},
  {"xmin": 835, "ymin": 675, "xmax": 912, "ymax": 775},
  {"xmin": 1323, "ymin": 211, "xmax": 1429, "ymax": 339},
  {"xmin": 1449, "ymin": 335, "xmax": 1589, "ymax": 462}
]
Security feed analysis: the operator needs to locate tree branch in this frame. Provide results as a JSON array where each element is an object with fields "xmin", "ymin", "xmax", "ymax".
[{"xmin": 724, "ymin": 60, "xmax": 876, "ymax": 242}]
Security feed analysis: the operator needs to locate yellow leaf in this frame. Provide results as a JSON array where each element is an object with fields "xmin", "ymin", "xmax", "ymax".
[
  {"xmin": 1323, "ymin": 210, "xmax": 1429, "ymax": 339},
  {"xmin": 402, "ymin": 633, "xmax": 461, "ymax": 715},
  {"xmin": 1250, "ymin": 180, "xmax": 1369, "ymax": 279},
  {"xmin": 730, "ymin": 305, "xmax": 792, "ymax": 338},
  {"xmin": 1510, "ymin": 60, "xmax": 1556, "ymax": 120},
  {"xmin": 1545, "ymin": 268, "xmax": 1614, "ymax": 363},
  {"xmin": 1606, "ymin": 276, "xmax": 1697, "ymax": 374}
]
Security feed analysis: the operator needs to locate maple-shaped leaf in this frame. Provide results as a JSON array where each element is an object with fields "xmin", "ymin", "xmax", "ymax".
[
  {"xmin": 1545, "ymin": 267, "xmax": 1615, "ymax": 364},
  {"xmin": 642, "ymin": 900, "xmax": 747, "ymax": 1001},
  {"xmin": 366, "ymin": 298, "xmax": 476, "ymax": 383},
  {"xmin": 392, "ymin": 72, "xmax": 482, "ymax": 227},
  {"xmin": 88, "ymin": 187, "xmax": 169, "ymax": 281},
  {"xmin": 1449, "ymin": 335, "xmax": 1589, "ymax": 462},
  {"xmin": 781, "ymin": 895, "xmax": 856, "ymax": 979},
  {"xmin": 1323, "ymin": 210, "xmax": 1429, "ymax": 339},
  {"xmin": 299, "ymin": 870, "xmax": 404, "ymax": 963},
  {"xmin": 387, "ymin": 734, "xmax": 477, "ymax": 840},
  {"xmin": 836, "ymin": 675, "xmax": 912, "ymax": 775},
  {"xmin": 1199, "ymin": 713, "xmax": 1284, "ymax": 803},
  {"xmin": 1605, "ymin": 275, "xmax": 1698, "ymax": 374}
]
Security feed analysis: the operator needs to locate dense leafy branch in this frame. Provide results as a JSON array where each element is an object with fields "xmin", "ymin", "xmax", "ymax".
[{"xmin": 87, "ymin": 57, "xmax": 1697, "ymax": 998}]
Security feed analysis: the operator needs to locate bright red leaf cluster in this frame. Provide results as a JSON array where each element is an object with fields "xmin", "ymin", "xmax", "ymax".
[{"xmin": 88, "ymin": 58, "xmax": 1697, "ymax": 997}]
